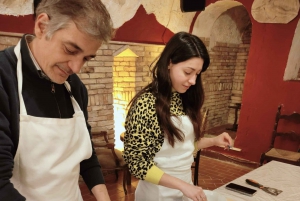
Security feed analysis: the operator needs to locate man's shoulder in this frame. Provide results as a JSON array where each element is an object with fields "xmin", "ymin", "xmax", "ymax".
[
  {"xmin": 68, "ymin": 74, "xmax": 87, "ymax": 96},
  {"xmin": 0, "ymin": 47, "xmax": 17, "ymax": 80},
  {"xmin": 0, "ymin": 47, "xmax": 10, "ymax": 63},
  {"xmin": 69, "ymin": 73, "xmax": 81, "ymax": 83},
  {"xmin": 0, "ymin": 46, "xmax": 17, "ymax": 68}
]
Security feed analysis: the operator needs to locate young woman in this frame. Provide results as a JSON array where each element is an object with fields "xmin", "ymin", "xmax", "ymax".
[{"xmin": 123, "ymin": 32, "xmax": 233, "ymax": 201}]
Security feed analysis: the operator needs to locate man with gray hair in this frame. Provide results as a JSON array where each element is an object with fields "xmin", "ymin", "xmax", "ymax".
[{"xmin": 0, "ymin": 0, "xmax": 113, "ymax": 200}]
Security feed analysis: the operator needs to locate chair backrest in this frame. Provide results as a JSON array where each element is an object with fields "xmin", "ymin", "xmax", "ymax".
[
  {"xmin": 193, "ymin": 108, "xmax": 209, "ymax": 158},
  {"xmin": 91, "ymin": 131, "xmax": 121, "ymax": 168},
  {"xmin": 92, "ymin": 131, "xmax": 109, "ymax": 143},
  {"xmin": 271, "ymin": 105, "xmax": 300, "ymax": 151},
  {"xmin": 200, "ymin": 108, "xmax": 209, "ymax": 137},
  {"xmin": 91, "ymin": 131, "xmax": 130, "ymax": 194},
  {"xmin": 192, "ymin": 108, "xmax": 209, "ymax": 186}
]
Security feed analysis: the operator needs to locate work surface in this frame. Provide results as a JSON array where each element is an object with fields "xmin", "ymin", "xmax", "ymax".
[{"xmin": 214, "ymin": 161, "xmax": 300, "ymax": 201}]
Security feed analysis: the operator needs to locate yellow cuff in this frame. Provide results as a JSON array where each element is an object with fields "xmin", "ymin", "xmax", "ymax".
[{"xmin": 144, "ymin": 165, "xmax": 164, "ymax": 184}]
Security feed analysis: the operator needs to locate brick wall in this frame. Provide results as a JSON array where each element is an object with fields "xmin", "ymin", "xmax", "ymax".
[
  {"xmin": 0, "ymin": 33, "xmax": 20, "ymax": 50},
  {"xmin": 79, "ymin": 43, "xmax": 115, "ymax": 139},
  {"xmin": 202, "ymin": 41, "xmax": 237, "ymax": 128},
  {"xmin": 0, "ymin": 32, "xmax": 249, "ymax": 141},
  {"xmin": 112, "ymin": 44, "xmax": 164, "ymax": 139}
]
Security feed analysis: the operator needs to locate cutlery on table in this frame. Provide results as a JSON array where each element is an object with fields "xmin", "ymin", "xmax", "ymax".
[{"xmin": 245, "ymin": 179, "xmax": 283, "ymax": 196}]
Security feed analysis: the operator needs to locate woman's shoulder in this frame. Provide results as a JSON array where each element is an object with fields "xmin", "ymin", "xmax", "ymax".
[
  {"xmin": 129, "ymin": 92, "xmax": 156, "ymax": 114},
  {"xmin": 136, "ymin": 91, "xmax": 156, "ymax": 103}
]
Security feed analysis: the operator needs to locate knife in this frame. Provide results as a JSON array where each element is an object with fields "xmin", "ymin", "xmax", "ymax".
[
  {"xmin": 218, "ymin": 145, "xmax": 241, "ymax": 151},
  {"xmin": 245, "ymin": 179, "xmax": 282, "ymax": 196}
]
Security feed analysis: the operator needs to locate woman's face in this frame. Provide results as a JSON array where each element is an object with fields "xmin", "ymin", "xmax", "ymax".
[{"xmin": 168, "ymin": 57, "xmax": 204, "ymax": 93}]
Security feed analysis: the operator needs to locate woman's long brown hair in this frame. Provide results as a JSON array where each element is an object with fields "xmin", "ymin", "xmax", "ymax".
[{"xmin": 127, "ymin": 32, "xmax": 210, "ymax": 147}]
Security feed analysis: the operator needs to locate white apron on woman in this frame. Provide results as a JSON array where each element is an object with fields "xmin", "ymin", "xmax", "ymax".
[
  {"xmin": 10, "ymin": 41, "xmax": 92, "ymax": 201},
  {"xmin": 135, "ymin": 116, "xmax": 195, "ymax": 201}
]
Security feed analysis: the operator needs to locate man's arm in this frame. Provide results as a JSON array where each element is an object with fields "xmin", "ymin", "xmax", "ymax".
[
  {"xmin": 91, "ymin": 184, "xmax": 111, "ymax": 201},
  {"xmin": 72, "ymin": 79, "xmax": 108, "ymax": 191},
  {"xmin": 0, "ymin": 87, "xmax": 25, "ymax": 200},
  {"xmin": 0, "ymin": 50, "xmax": 25, "ymax": 200}
]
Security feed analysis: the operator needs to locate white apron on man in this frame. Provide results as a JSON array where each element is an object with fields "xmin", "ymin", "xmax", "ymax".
[
  {"xmin": 135, "ymin": 116, "xmax": 195, "ymax": 201},
  {"xmin": 11, "ymin": 41, "xmax": 92, "ymax": 201}
]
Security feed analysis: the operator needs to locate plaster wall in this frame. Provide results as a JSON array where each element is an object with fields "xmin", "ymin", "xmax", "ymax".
[{"xmin": 0, "ymin": 0, "xmax": 33, "ymax": 16}]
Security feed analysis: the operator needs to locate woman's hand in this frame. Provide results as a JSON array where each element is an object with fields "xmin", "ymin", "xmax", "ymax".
[
  {"xmin": 179, "ymin": 182, "xmax": 207, "ymax": 201},
  {"xmin": 196, "ymin": 132, "xmax": 233, "ymax": 150},
  {"xmin": 212, "ymin": 132, "xmax": 233, "ymax": 149},
  {"xmin": 159, "ymin": 173, "xmax": 207, "ymax": 201}
]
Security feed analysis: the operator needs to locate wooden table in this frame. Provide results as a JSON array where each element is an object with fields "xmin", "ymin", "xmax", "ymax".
[{"xmin": 214, "ymin": 161, "xmax": 300, "ymax": 201}]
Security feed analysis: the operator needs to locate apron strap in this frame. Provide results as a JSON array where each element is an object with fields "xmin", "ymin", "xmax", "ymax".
[
  {"xmin": 64, "ymin": 81, "xmax": 82, "ymax": 113},
  {"xmin": 14, "ymin": 41, "xmax": 27, "ymax": 115}
]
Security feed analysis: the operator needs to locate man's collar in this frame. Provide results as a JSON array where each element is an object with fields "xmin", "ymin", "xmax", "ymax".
[{"xmin": 25, "ymin": 34, "xmax": 51, "ymax": 81}]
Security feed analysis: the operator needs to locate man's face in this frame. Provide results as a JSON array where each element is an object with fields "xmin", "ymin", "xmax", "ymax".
[{"xmin": 32, "ymin": 19, "xmax": 102, "ymax": 84}]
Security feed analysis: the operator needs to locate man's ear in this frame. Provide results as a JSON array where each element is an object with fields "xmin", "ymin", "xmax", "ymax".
[{"xmin": 34, "ymin": 13, "xmax": 50, "ymax": 38}]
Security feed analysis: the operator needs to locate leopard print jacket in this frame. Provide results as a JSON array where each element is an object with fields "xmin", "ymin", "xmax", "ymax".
[{"xmin": 123, "ymin": 91, "xmax": 186, "ymax": 180}]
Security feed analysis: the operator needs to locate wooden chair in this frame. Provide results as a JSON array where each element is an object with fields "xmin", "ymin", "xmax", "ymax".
[
  {"xmin": 192, "ymin": 108, "xmax": 209, "ymax": 186},
  {"xmin": 92, "ymin": 131, "xmax": 130, "ymax": 194},
  {"xmin": 259, "ymin": 105, "xmax": 300, "ymax": 166}
]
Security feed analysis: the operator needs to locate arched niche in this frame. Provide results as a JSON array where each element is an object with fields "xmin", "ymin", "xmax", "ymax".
[
  {"xmin": 192, "ymin": 1, "xmax": 252, "ymax": 141},
  {"xmin": 192, "ymin": 1, "xmax": 249, "ymax": 50}
]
